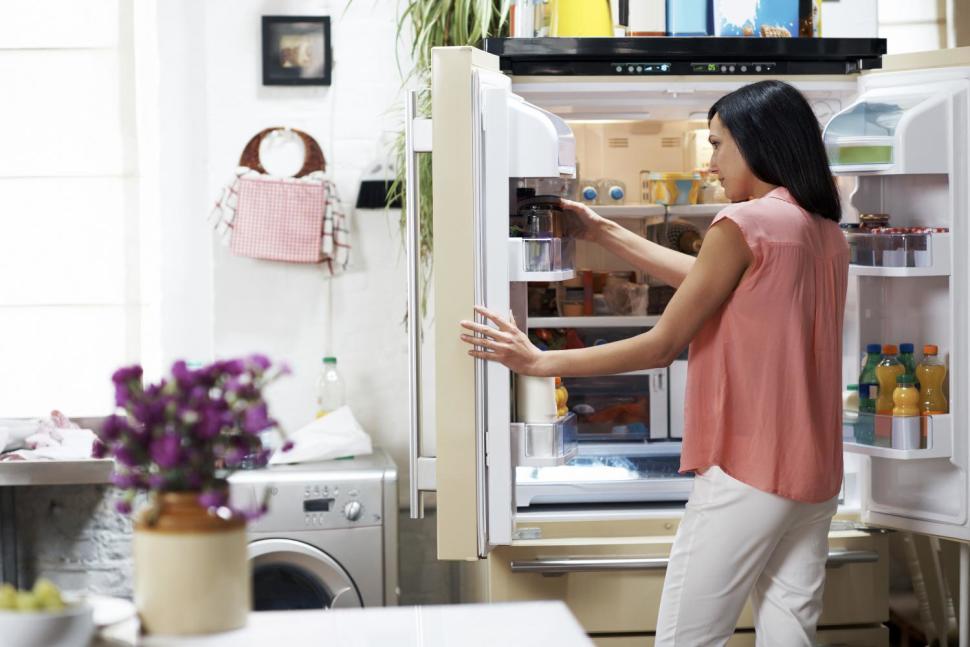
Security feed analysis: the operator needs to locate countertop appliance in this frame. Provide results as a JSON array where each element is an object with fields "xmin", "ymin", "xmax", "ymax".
[
  {"xmin": 228, "ymin": 449, "xmax": 398, "ymax": 610},
  {"xmin": 405, "ymin": 41, "xmax": 970, "ymax": 568}
]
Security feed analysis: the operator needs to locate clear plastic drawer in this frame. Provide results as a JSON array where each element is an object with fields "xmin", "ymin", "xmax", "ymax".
[
  {"xmin": 512, "ymin": 412, "xmax": 578, "ymax": 467},
  {"xmin": 508, "ymin": 237, "xmax": 576, "ymax": 281}
]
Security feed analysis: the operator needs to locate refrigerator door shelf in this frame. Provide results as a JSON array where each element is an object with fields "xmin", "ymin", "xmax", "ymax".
[
  {"xmin": 824, "ymin": 84, "xmax": 961, "ymax": 175},
  {"xmin": 508, "ymin": 237, "xmax": 576, "ymax": 281},
  {"xmin": 512, "ymin": 413, "xmax": 579, "ymax": 467},
  {"xmin": 846, "ymin": 232, "xmax": 950, "ymax": 276},
  {"xmin": 508, "ymin": 95, "xmax": 577, "ymax": 177},
  {"xmin": 843, "ymin": 413, "xmax": 952, "ymax": 461}
]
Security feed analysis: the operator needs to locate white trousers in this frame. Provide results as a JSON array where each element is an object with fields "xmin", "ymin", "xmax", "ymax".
[{"xmin": 655, "ymin": 466, "xmax": 839, "ymax": 647}]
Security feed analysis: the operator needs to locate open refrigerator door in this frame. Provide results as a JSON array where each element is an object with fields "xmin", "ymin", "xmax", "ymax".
[
  {"xmin": 407, "ymin": 47, "xmax": 580, "ymax": 559},
  {"xmin": 827, "ymin": 61, "xmax": 970, "ymax": 541}
]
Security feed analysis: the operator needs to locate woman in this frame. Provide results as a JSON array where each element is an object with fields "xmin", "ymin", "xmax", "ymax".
[{"xmin": 459, "ymin": 80, "xmax": 848, "ymax": 646}]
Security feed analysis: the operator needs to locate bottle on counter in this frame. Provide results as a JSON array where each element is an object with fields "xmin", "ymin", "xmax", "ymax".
[
  {"xmin": 874, "ymin": 344, "xmax": 904, "ymax": 447},
  {"xmin": 316, "ymin": 357, "xmax": 346, "ymax": 418},
  {"xmin": 917, "ymin": 345, "xmax": 948, "ymax": 416},
  {"xmin": 891, "ymin": 374, "xmax": 921, "ymax": 450},
  {"xmin": 855, "ymin": 344, "xmax": 881, "ymax": 446}
]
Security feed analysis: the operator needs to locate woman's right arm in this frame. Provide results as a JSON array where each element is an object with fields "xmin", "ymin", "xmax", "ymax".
[{"xmin": 560, "ymin": 199, "xmax": 696, "ymax": 288}]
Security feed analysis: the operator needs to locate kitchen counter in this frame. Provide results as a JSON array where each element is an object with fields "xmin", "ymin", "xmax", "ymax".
[{"xmin": 100, "ymin": 601, "xmax": 593, "ymax": 646}]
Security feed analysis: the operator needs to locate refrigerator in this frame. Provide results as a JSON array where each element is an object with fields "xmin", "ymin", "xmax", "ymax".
[{"xmin": 404, "ymin": 40, "xmax": 970, "ymax": 567}]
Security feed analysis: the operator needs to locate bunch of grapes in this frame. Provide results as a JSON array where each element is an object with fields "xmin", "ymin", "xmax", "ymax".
[{"xmin": 0, "ymin": 579, "xmax": 65, "ymax": 613}]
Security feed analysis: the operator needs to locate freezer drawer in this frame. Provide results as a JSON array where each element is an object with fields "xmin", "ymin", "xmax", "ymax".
[{"xmin": 484, "ymin": 531, "xmax": 887, "ymax": 634}]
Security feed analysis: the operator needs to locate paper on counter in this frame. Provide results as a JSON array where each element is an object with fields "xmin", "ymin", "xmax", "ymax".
[{"xmin": 270, "ymin": 405, "xmax": 373, "ymax": 465}]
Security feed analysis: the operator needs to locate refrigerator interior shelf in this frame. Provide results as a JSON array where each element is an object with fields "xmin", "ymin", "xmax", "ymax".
[
  {"xmin": 592, "ymin": 204, "xmax": 666, "ymax": 220},
  {"xmin": 508, "ymin": 237, "xmax": 576, "ymax": 282},
  {"xmin": 846, "ymin": 232, "xmax": 950, "ymax": 276},
  {"xmin": 666, "ymin": 204, "xmax": 728, "ymax": 218},
  {"xmin": 843, "ymin": 413, "xmax": 952, "ymax": 460},
  {"xmin": 512, "ymin": 412, "xmax": 578, "ymax": 467},
  {"xmin": 528, "ymin": 316, "xmax": 660, "ymax": 328}
]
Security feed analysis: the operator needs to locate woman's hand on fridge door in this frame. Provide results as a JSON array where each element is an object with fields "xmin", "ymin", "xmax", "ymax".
[
  {"xmin": 459, "ymin": 307, "xmax": 549, "ymax": 376},
  {"xmin": 559, "ymin": 198, "xmax": 609, "ymax": 243}
]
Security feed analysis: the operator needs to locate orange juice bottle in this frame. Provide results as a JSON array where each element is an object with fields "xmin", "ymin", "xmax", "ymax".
[
  {"xmin": 874, "ymin": 344, "xmax": 904, "ymax": 447},
  {"xmin": 891, "ymin": 374, "xmax": 921, "ymax": 450},
  {"xmin": 917, "ymin": 345, "xmax": 948, "ymax": 416}
]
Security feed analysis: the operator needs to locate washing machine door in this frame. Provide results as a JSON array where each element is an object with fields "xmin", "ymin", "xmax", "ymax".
[{"xmin": 249, "ymin": 538, "xmax": 362, "ymax": 611}]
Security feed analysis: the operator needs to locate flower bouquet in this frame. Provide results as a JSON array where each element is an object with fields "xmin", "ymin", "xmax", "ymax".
[{"xmin": 93, "ymin": 355, "xmax": 290, "ymax": 636}]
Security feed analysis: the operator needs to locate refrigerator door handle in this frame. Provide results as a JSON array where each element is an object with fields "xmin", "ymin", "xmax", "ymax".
[
  {"xmin": 406, "ymin": 90, "xmax": 433, "ymax": 520},
  {"xmin": 509, "ymin": 549, "xmax": 879, "ymax": 576}
]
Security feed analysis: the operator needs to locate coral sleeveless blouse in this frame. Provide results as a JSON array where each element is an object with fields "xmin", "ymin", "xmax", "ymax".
[{"xmin": 680, "ymin": 187, "xmax": 849, "ymax": 503}]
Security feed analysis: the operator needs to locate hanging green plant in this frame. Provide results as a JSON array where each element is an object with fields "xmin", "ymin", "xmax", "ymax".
[{"xmin": 383, "ymin": 0, "xmax": 511, "ymax": 310}]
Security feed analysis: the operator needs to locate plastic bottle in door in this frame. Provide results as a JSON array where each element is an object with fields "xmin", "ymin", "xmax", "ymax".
[
  {"xmin": 897, "ymin": 343, "xmax": 917, "ymax": 382},
  {"xmin": 891, "ymin": 375, "xmax": 921, "ymax": 450},
  {"xmin": 917, "ymin": 345, "xmax": 948, "ymax": 416},
  {"xmin": 316, "ymin": 357, "xmax": 346, "ymax": 418},
  {"xmin": 874, "ymin": 345, "xmax": 904, "ymax": 447},
  {"xmin": 855, "ymin": 344, "xmax": 882, "ymax": 446}
]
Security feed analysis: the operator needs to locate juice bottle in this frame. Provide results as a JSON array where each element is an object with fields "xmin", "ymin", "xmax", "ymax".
[
  {"xmin": 874, "ymin": 344, "xmax": 904, "ymax": 447},
  {"xmin": 891, "ymin": 374, "xmax": 921, "ymax": 450},
  {"xmin": 917, "ymin": 345, "xmax": 948, "ymax": 415},
  {"xmin": 897, "ymin": 343, "xmax": 917, "ymax": 381},
  {"xmin": 855, "ymin": 343, "xmax": 881, "ymax": 446}
]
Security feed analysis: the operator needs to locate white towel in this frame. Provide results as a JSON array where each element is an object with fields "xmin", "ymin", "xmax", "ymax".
[{"xmin": 270, "ymin": 405, "xmax": 372, "ymax": 465}]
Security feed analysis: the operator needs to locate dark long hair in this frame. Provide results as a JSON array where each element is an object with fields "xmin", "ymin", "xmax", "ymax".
[{"xmin": 708, "ymin": 80, "xmax": 841, "ymax": 222}]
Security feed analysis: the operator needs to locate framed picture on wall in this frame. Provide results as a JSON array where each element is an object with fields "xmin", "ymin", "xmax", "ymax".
[{"xmin": 262, "ymin": 16, "xmax": 332, "ymax": 86}]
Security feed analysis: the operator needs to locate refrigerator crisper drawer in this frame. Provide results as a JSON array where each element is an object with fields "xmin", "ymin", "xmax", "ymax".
[
  {"xmin": 563, "ymin": 375, "xmax": 653, "ymax": 441},
  {"xmin": 512, "ymin": 413, "xmax": 578, "ymax": 467}
]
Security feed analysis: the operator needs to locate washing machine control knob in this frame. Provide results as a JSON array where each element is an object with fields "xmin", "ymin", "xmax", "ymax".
[{"xmin": 343, "ymin": 500, "xmax": 363, "ymax": 521}]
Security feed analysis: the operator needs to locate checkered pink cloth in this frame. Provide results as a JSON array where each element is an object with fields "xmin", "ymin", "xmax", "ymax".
[
  {"xmin": 211, "ymin": 168, "xmax": 350, "ymax": 273},
  {"xmin": 231, "ymin": 177, "xmax": 324, "ymax": 263}
]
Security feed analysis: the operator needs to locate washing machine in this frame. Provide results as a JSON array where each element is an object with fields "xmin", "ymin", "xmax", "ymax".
[{"xmin": 228, "ymin": 449, "xmax": 398, "ymax": 610}]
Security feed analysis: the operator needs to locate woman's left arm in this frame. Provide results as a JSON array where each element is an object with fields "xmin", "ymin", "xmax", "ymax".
[{"xmin": 460, "ymin": 219, "xmax": 753, "ymax": 377}]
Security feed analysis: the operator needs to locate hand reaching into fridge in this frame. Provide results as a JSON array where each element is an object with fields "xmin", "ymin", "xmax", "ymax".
[
  {"xmin": 559, "ymin": 198, "xmax": 609, "ymax": 243},
  {"xmin": 459, "ymin": 306, "xmax": 547, "ymax": 376}
]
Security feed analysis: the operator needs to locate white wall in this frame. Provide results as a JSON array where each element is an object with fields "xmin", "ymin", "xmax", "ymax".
[{"xmin": 156, "ymin": 0, "xmax": 413, "ymax": 479}]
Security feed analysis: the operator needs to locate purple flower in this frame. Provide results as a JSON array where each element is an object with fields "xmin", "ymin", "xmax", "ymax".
[
  {"xmin": 147, "ymin": 473, "xmax": 168, "ymax": 489},
  {"xmin": 113, "ymin": 445, "xmax": 137, "ymax": 468},
  {"xmin": 114, "ymin": 499, "xmax": 132, "ymax": 515},
  {"xmin": 248, "ymin": 354, "xmax": 271, "ymax": 371},
  {"xmin": 171, "ymin": 360, "xmax": 194, "ymax": 387},
  {"xmin": 198, "ymin": 489, "xmax": 228, "ymax": 509},
  {"xmin": 219, "ymin": 359, "xmax": 246, "ymax": 376},
  {"xmin": 243, "ymin": 403, "xmax": 272, "ymax": 434},
  {"xmin": 112, "ymin": 365, "xmax": 143, "ymax": 385},
  {"xmin": 112, "ymin": 472, "xmax": 141, "ymax": 489},
  {"xmin": 91, "ymin": 439, "xmax": 108, "ymax": 459},
  {"xmin": 149, "ymin": 433, "xmax": 181, "ymax": 469},
  {"xmin": 99, "ymin": 415, "xmax": 129, "ymax": 442}
]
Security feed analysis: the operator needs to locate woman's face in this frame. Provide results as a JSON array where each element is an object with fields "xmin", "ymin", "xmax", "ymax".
[{"xmin": 708, "ymin": 114, "xmax": 755, "ymax": 202}]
